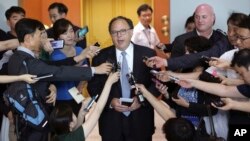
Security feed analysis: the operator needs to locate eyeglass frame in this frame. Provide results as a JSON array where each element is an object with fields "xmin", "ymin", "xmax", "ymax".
[
  {"xmin": 110, "ymin": 28, "xmax": 132, "ymax": 36},
  {"xmin": 236, "ymin": 35, "xmax": 250, "ymax": 42}
]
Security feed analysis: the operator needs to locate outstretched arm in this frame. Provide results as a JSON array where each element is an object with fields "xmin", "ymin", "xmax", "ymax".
[
  {"xmin": 213, "ymin": 98, "xmax": 250, "ymax": 113},
  {"xmin": 136, "ymin": 84, "xmax": 175, "ymax": 121},
  {"xmin": 0, "ymin": 39, "xmax": 19, "ymax": 51},
  {"xmin": 0, "ymin": 74, "xmax": 37, "ymax": 84},
  {"xmin": 177, "ymin": 79, "xmax": 247, "ymax": 98},
  {"xmin": 155, "ymin": 71, "xmax": 201, "ymax": 82},
  {"xmin": 82, "ymin": 72, "xmax": 120, "ymax": 138}
]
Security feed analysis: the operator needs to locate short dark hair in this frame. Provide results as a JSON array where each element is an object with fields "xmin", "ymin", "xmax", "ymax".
[
  {"xmin": 231, "ymin": 49, "xmax": 250, "ymax": 69},
  {"xmin": 163, "ymin": 118, "xmax": 195, "ymax": 141},
  {"xmin": 5, "ymin": 6, "xmax": 25, "ymax": 20},
  {"xmin": 227, "ymin": 12, "xmax": 248, "ymax": 26},
  {"xmin": 137, "ymin": 4, "xmax": 153, "ymax": 16},
  {"xmin": 237, "ymin": 16, "xmax": 250, "ymax": 30},
  {"xmin": 48, "ymin": 2, "xmax": 68, "ymax": 14},
  {"xmin": 49, "ymin": 104, "xmax": 73, "ymax": 135},
  {"xmin": 108, "ymin": 16, "xmax": 134, "ymax": 33},
  {"xmin": 15, "ymin": 18, "xmax": 45, "ymax": 42},
  {"xmin": 184, "ymin": 36, "xmax": 211, "ymax": 53},
  {"xmin": 185, "ymin": 15, "xmax": 194, "ymax": 28},
  {"xmin": 53, "ymin": 18, "xmax": 73, "ymax": 39}
]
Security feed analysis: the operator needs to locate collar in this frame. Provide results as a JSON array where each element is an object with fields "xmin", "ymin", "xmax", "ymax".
[
  {"xmin": 116, "ymin": 43, "xmax": 133, "ymax": 60},
  {"xmin": 17, "ymin": 46, "xmax": 35, "ymax": 58},
  {"xmin": 196, "ymin": 30, "xmax": 213, "ymax": 39},
  {"xmin": 137, "ymin": 22, "xmax": 152, "ymax": 31}
]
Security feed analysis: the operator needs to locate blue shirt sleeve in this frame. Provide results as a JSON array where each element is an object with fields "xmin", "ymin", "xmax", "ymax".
[{"xmin": 75, "ymin": 46, "xmax": 89, "ymax": 66}]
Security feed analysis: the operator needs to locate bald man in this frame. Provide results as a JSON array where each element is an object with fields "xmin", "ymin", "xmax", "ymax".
[{"xmin": 171, "ymin": 3, "xmax": 227, "ymax": 58}]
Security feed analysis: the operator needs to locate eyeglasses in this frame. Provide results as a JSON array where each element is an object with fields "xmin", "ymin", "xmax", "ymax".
[
  {"xmin": 110, "ymin": 29, "xmax": 131, "ymax": 36},
  {"xmin": 236, "ymin": 35, "xmax": 250, "ymax": 42}
]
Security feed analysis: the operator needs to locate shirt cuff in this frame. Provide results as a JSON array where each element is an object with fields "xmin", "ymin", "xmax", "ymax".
[
  {"xmin": 91, "ymin": 67, "xmax": 95, "ymax": 76},
  {"xmin": 109, "ymin": 103, "xmax": 113, "ymax": 109},
  {"xmin": 165, "ymin": 60, "xmax": 168, "ymax": 67}
]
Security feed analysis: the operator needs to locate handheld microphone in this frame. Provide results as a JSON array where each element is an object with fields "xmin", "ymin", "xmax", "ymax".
[{"xmin": 126, "ymin": 72, "xmax": 146, "ymax": 106}]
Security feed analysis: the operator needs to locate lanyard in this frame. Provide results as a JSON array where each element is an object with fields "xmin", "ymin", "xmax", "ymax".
[{"xmin": 143, "ymin": 29, "xmax": 152, "ymax": 47}]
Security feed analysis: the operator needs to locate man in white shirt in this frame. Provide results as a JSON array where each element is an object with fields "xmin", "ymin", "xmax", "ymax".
[
  {"xmin": 131, "ymin": 4, "xmax": 164, "ymax": 49},
  {"xmin": 206, "ymin": 13, "xmax": 248, "ymax": 82}
]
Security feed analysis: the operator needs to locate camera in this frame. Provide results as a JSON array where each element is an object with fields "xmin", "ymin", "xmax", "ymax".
[{"xmin": 34, "ymin": 73, "xmax": 53, "ymax": 80}]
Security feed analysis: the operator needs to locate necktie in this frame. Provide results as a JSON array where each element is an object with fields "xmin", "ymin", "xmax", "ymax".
[{"xmin": 121, "ymin": 51, "xmax": 131, "ymax": 116}]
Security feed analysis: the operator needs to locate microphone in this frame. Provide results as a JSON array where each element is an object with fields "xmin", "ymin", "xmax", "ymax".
[
  {"xmin": 106, "ymin": 50, "xmax": 121, "ymax": 72},
  {"xmin": 126, "ymin": 72, "xmax": 146, "ymax": 106}
]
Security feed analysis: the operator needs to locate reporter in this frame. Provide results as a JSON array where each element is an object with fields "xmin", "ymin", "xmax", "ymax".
[
  {"xmin": 136, "ymin": 84, "xmax": 175, "ymax": 121},
  {"xmin": 50, "ymin": 72, "xmax": 120, "ymax": 141},
  {"xmin": 136, "ymin": 84, "xmax": 221, "ymax": 141}
]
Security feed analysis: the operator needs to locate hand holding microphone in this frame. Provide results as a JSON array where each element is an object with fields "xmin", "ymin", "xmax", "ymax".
[{"xmin": 126, "ymin": 72, "xmax": 146, "ymax": 106}]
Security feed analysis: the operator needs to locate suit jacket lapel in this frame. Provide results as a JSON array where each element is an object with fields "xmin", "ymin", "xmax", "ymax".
[
  {"xmin": 108, "ymin": 46, "xmax": 123, "ymax": 97},
  {"xmin": 132, "ymin": 44, "xmax": 140, "ymax": 79}
]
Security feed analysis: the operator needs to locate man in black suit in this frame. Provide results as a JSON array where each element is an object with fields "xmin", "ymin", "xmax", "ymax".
[
  {"xmin": 147, "ymin": 12, "xmax": 247, "ymax": 71},
  {"xmin": 8, "ymin": 18, "xmax": 111, "ymax": 141},
  {"xmin": 171, "ymin": 3, "xmax": 227, "ymax": 58},
  {"xmin": 87, "ymin": 16, "xmax": 159, "ymax": 141}
]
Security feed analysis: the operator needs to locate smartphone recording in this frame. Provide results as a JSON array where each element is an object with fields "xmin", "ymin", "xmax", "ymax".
[
  {"xmin": 50, "ymin": 40, "xmax": 64, "ymax": 49},
  {"xmin": 34, "ymin": 74, "xmax": 53, "ymax": 80},
  {"xmin": 201, "ymin": 55, "xmax": 213, "ymax": 62},
  {"xmin": 78, "ymin": 26, "xmax": 89, "ymax": 38},
  {"xmin": 168, "ymin": 75, "xmax": 179, "ymax": 82},
  {"xmin": 150, "ymin": 70, "xmax": 159, "ymax": 75},
  {"xmin": 84, "ymin": 94, "xmax": 99, "ymax": 112},
  {"xmin": 211, "ymin": 99, "xmax": 225, "ymax": 107}
]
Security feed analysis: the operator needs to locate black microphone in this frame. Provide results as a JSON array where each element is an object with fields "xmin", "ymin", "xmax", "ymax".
[
  {"xmin": 126, "ymin": 72, "xmax": 146, "ymax": 106},
  {"xmin": 106, "ymin": 50, "xmax": 121, "ymax": 72}
]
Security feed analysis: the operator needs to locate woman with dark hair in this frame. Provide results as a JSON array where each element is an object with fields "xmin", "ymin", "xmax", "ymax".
[
  {"xmin": 185, "ymin": 15, "xmax": 195, "ymax": 33},
  {"xmin": 50, "ymin": 18, "xmax": 90, "ymax": 115},
  {"xmin": 50, "ymin": 72, "xmax": 120, "ymax": 141}
]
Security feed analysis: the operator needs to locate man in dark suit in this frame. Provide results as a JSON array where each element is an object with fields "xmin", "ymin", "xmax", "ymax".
[
  {"xmin": 8, "ymin": 18, "xmax": 111, "ymax": 141},
  {"xmin": 147, "ymin": 12, "xmax": 246, "ymax": 71},
  {"xmin": 87, "ymin": 16, "xmax": 159, "ymax": 141},
  {"xmin": 171, "ymin": 3, "xmax": 227, "ymax": 58}
]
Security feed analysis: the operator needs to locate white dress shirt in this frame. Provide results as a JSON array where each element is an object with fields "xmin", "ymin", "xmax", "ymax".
[
  {"xmin": 116, "ymin": 43, "xmax": 134, "ymax": 81},
  {"xmin": 131, "ymin": 22, "xmax": 160, "ymax": 49}
]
